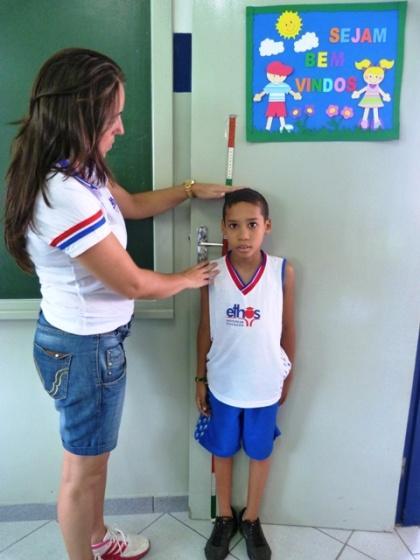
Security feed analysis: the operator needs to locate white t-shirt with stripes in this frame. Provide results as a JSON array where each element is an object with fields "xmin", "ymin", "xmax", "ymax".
[
  {"xmin": 26, "ymin": 171, "xmax": 134, "ymax": 334},
  {"xmin": 206, "ymin": 252, "xmax": 291, "ymax": 408}
]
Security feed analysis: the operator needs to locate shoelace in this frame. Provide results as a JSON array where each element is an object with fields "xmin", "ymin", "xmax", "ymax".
[
  {"xmin": 102, "ymin": 527, "xmax": 128, "ymax": 555},
  {"xmin": 243, "ymin": 519, "xmax": 266, "ymax": 547},
  {"xmin": 210, "ymin": 517, "xmax": 234, "ymax": 546}
]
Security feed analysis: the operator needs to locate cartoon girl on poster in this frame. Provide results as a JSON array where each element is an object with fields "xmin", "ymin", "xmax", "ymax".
[
  {"xmin": 352, "ymin": 59, "xmax": 395, "ymax": 130},
  {"xmin": 253, "ymin": 60, "xmax": 302, "ymax": 133}
]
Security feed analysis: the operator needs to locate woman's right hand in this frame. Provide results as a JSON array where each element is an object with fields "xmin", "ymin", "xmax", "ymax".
[
  {"xmin": 181, "ymin": 261, "xmax": 219, "ymax": 289},
  {"xmin": 78, "ymin": 233, "xmax": 219, "ymax": 299}
]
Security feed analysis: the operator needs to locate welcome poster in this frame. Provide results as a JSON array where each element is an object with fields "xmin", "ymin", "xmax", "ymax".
[{"xmin": 246, "ymin": 2, "xmax": 406, "ymax": 142}]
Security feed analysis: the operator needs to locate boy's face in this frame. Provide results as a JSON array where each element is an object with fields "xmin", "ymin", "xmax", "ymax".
[
  {"xmin": 267, "ymin": 72, "xmax": 286, "ymax": 84},
  {"xmin": 222, "ymin": 202, "xmax": 271, "ymax": 261}
]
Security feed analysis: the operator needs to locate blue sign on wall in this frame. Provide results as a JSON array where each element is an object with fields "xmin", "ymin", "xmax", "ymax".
[{"xmin": 246, "ymin": 2, "xmax": 407, "ymax": 142}]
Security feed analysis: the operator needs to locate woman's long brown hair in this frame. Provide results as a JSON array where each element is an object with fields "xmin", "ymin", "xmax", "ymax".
[{"xmin": 4, "ymin": 48, "xmax": 125, "ymax": 272}]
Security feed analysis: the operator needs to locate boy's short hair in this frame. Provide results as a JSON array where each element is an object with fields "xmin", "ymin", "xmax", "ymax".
[{"xmin": 223, "ymin": 188, "xmax": 269, "ymax": 221}]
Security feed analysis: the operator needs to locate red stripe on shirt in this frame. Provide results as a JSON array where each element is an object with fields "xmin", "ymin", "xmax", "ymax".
[{"xmin": 50, "ymin": 210, "xmax": 104, "ymax": 247}]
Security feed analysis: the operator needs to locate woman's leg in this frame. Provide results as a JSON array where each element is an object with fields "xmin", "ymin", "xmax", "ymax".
[
  {"xmin": 244, "ymin": 457, "xmax": 271, "ymax": 521},
  {"xmin": 90, "ymin": 456, "xmax": 109, "ymax": 544},
  {"xmin": 58, "ymin": 450, "xmax": 110, "ymax": 560}
]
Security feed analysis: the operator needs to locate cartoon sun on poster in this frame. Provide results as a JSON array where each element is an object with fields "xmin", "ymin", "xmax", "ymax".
[
  {"xmin": 247, "ymin": 2, "xmax": 406, "ymax": 142},
  {"xmin": 276, "ymin": 11, "xmax": 302, "ymax": 39}
]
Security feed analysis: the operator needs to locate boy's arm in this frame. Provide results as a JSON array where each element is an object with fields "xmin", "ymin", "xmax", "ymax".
[
  {"xmin": 290, "ymin": 90, "xmax": 302, "ymax": 100},
  {"xmin": 196, "ymin": 286, "xmax": 212, "ymax": 415},
  {"xmin": 280, "ymin": 262, "xmax": 296, "ymax": 404},
  {"xmin": 253, "ymin": 90, "xmax": 267, "ymax": 102}
]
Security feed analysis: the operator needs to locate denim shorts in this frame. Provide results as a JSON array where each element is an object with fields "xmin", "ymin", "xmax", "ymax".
[
  {"xmin": 33, "ymin": 311, "xmax": 132, "ymax": 456},
  {"xmin": 194, "ymin": 391, "xmax": 281, "ymax": 461}
]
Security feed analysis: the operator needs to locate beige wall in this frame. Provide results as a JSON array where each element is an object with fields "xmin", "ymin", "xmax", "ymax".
[{"xmin": 188, "ymin": 0, "xmax": 420, "ymax": 531}]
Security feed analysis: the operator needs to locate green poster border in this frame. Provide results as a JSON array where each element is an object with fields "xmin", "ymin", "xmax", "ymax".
[{"xmin": 246, "ymin": 1, "xmax": 407, "ymax": 142}]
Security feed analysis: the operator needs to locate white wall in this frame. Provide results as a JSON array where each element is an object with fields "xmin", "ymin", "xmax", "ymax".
[{"xmin": 189, "ymin": 0, "xmax": 420, "ymax": 531}]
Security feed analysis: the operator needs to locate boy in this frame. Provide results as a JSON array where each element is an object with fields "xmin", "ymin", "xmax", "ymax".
[{"xmin": 194, "ymin": 188, "xmax": 296, "ymax": 560}]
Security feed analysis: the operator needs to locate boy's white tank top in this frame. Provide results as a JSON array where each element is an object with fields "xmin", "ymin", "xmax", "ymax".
[{"xmin": 207, "ymin": 252, "xmax": 291, "ymax": 408}]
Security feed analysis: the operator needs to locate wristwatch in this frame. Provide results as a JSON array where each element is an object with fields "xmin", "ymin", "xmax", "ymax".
[{"xmin": 183, "ymin": 179, "xmax": 196, "ymax": 199}]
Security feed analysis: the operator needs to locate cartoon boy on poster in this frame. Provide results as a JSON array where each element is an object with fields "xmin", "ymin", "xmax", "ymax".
[{"xmin": 253, "ymin": 60, "xmax": 302, "ymax": 132}]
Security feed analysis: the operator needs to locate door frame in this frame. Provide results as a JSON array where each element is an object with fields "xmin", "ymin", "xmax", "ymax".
[{"xmin": 396, "ymin": 328, "xmax": 420, "ymax": 525}]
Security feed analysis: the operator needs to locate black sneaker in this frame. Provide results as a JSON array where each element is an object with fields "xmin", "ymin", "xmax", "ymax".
[
  {"xmin": 239, "ymin": 508, "xmax": 271, "ymax": 560},
  {"xmin": 205, "ymin": 507, "xmax": 238, "ymax": 560}
]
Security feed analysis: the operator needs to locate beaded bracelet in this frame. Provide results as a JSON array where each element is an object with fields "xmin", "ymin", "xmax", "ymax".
[{"xmin": 194, "ymin": 376, "xmax": 208, "ymax": 384}]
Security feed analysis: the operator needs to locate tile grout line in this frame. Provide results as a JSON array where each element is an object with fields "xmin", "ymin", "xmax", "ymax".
[
  {"xmin": 167, "ymin": 512, "xmax": 211, "ymax": 541},
  {"xmin": 168, "ymin": 512, "xmax": 244, "ymax": 558},
  {"xmin": 0, "ymin": 519, "xmax": 52, "ymax": 555},
  {"xmin": 334, "ymin": 528, "xmax": 354, "ymax": 559},
  {"xmin": 344, "ymin": 542, "xmax": 387, "ymax": 560},
  {"xmin": 133, "ymin": 511, "xmax": 166, "ymax": 535},
  {"xmin": 331, "ymin": 527, "xmax": 420, "ymax": 560},
  {"xmin": 229, "ymin": 534, "xmax": 244, "ymax": 559},
  {"xmin": 316, "ymin": 526, "xmax": 352, "ymax": 546},
  {"xmin": 394, "ymin": 527, "xmax": 418, "ymax": 559}
]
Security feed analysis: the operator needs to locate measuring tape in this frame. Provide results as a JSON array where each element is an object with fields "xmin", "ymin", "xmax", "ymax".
[
  {"xmin": 225, "ymin": 115, "xmax": 237, "ymax": 187},
  {"xmin": 221, "ymin": 114, "xmax": 237, "ymax": 258},
  {"xmin": 211, "ymin": 114, "xmax": 237, "ymax": 519}
]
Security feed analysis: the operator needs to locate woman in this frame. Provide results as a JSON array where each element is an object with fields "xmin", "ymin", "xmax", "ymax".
[{"xmin": 4, "ymin": 48, "xmax": 226, "ymax": 560}]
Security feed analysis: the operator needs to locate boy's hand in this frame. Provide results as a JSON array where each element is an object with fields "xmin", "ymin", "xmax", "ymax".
[
  {"xmin": 279, "ymin": 372, "xmax": 293, "ymax": 405},
  {"xmin": 196, "ymin": 382, "xmax": 210, "ymax": 416}
]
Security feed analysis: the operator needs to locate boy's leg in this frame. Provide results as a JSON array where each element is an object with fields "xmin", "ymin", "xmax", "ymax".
[
  {"xmin": 240, "ymin": 459, "xmax": 272, "ymax": 559},
  {"xmin": 196, "ymin": 394, "xmax": 240, "ymax": 558},
  {"xmin": 214, "ymin": 456, "xmax": 234, "ymax": 517},
  {"xmin": 243, "ymin": 457, "xmax": 271, "ymax": 521},
  {"xmin": 240, "ymin": 404, "xmax": 279, "ymax": 559},
  {"xmin": 205, "ymin": 454, "xmax": 237, "ymax": 560}
]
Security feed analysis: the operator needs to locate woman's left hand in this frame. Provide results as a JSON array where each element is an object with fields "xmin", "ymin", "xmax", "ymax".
[{"xmin": 192, "ymin": 183, "xmax": 237, "ymax": 200}]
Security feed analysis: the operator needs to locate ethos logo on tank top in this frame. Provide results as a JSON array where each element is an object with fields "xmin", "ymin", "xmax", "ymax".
[{"xmin": 226, "ymin": 304, "xmax": 261, "ymax": 327}]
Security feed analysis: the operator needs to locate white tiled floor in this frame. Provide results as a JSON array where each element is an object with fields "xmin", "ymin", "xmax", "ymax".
[{"xmin": 0, "ymin": 512, "xmax": 418, "ymax": 559}]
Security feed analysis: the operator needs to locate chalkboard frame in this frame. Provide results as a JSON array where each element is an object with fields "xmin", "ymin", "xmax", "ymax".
[{"xmin": 0, "ymin": 0, "xmax": 175, "ymax": 320}]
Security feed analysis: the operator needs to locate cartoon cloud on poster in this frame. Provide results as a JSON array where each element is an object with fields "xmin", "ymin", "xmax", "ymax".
[{"xmin": 246, "ymin": 2, "xmax": 407, "ymax": 142}]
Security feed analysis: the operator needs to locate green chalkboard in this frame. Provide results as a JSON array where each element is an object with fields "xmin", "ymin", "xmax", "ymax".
[{"xmin": 0, "ymin": 0, "xmax": 152, "ymax": 299}]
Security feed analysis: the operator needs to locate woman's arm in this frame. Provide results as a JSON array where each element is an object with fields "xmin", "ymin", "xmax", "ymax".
[
  {"xmin": 280, "ymin": 262, "xmax": 296, "ymax": 404},
  {"xmin": 111, "ymin": 181, "xmax": 228, "ymax": 220},
  {"xmin": 77, "ymin": 233, "xmax": 218, "ymax": 300}
]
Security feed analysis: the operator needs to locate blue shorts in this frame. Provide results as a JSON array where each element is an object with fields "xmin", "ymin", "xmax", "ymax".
[
  {"xmin": 195, "ymin": 392, "xmax": 281, "ymax": 461},
  {"xmin": 33, "ymin": 311, "xmax": 132, "ymax": 456}
]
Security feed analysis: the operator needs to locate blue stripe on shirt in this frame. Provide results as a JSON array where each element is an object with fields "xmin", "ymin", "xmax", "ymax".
[{"xmin": 57, "ymin": 217, "xmax": 106, "ymax": 250}]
